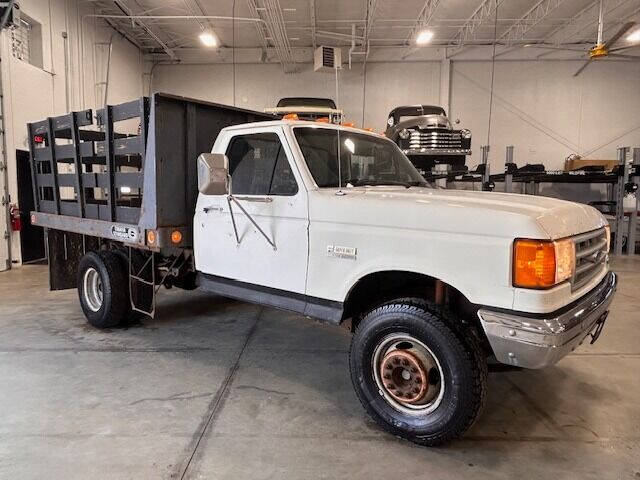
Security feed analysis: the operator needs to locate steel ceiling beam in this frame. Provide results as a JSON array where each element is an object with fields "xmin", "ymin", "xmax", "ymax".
[
  {"xmin": 309, "ymin": 0, "xmax": 317, "ymax": 50},
  {"xmin": 181, "ymin": 0, "xmax": 208, "ymax": 32},
  {"xmin": 544, "ymin": 0, "xmax": 634, "ymax": 46},
  {"xmin": 498, "ymin": 0, "xmax": 570, "ymax": 46},
  {"xmin": 112, "ymin": 0, "xmax": 176, "ymax": 58},
  {"xmin": 447, "ymin": 0, "xmax": 506, "ymax": 56},
  {"xmin": 402, "ymin": 0, "xmax": 442, "ymax": 59},
  {"xmin": 490, "ymin": 0, "xmax": 570, "ymax": 58},
  {"xmin": 248, "ymin": 0, "xmax": 296, "ymax": 72},
  {"xmin": 362, "ymin": 0, "xmax": 379, "ymax": 60},
  {"xmin": 247, "ymin": 0, "xmax": 270, "ymax": 58}
]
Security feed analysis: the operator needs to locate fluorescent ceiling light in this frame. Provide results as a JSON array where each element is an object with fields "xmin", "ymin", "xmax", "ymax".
[
  {"xmin": 627, "ymin": 29, "xmax": 640, "ymax": 43},
  {"xmin": 416, "ymin": 30, "xmax": 434, "ymax": 45},
  {"xmin": 199, "ymin": 31, "xmax": 218, "ymax": 47}
]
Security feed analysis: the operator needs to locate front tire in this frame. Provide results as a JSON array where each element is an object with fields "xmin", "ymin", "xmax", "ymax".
[
  {"xmin": 77, "ymin": 251, "xmax": 129, "ymax": 328},
  {"xmin": 349, "ymin": 299, "xmax": 487, "ymax": 446}
]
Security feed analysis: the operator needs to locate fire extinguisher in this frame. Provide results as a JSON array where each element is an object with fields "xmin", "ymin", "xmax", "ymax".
[{"xmin": 9, "ymin": 204, "xmax": 21, "ymax": 231}]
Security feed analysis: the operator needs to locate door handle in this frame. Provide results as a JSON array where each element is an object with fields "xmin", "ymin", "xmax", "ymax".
[
  {"xmin": 233, "ymin": 196, "xmax": 273, "ymax": 203},
  {"xmin": 203, "ymin": 205, "xmax": 223, "ymax": 213}
]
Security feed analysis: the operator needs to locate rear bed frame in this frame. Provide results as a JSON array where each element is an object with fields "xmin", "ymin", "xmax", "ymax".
[{"xmin": 29, "ymin": 92, "xmax": 274, "ymax": 250}]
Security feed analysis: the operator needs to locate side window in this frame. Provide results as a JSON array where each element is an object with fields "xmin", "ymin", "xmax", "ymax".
[{"xmin": 225, "ymin": 133, "xmax": 298, "ymax": 196}]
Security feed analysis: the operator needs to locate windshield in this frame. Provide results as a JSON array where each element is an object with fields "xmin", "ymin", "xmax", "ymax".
[
  {"xmin": 294, "ymin": 127, "xmax": 427, "ymax": 188},
  {"xmin": 399, "ymin": 114, "xmax": 451, "ymax": 129}
]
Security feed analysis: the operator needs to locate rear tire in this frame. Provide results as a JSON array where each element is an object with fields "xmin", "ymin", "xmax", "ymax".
[
  {"xmin": 349, "ymin": 298, "xmax": 487, "ymax": 446},
  {"xmin": 77, "ymin": 251, "xmax": 129, "ymax": 328}
]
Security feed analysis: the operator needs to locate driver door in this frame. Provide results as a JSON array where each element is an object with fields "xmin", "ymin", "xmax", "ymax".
[{"xmin": 194, "ymin": 126, "xmax": 309, "ymax": 294}]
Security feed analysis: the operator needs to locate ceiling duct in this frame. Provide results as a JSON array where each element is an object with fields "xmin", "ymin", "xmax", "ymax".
[{"xmin": 248, "ymin": 0, "xmax": 296, "ymax": 72}]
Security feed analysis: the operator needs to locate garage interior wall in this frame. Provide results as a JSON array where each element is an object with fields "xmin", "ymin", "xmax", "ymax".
[
  {"xmin": 151, "ymin": 58, "xmax": 640, "ymax": 171},
  {"xmin": 0, "ymin": 0, "xmax": 144, "ymax": 269}
]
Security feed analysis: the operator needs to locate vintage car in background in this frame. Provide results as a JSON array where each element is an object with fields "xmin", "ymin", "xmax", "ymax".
[
  {"xmin": 265, "ymin": 97, "xmax": 343, "ymax": 123},
  {"xmin": 385, "ymin": 105, "xmax": 471, "ymax": 174}
]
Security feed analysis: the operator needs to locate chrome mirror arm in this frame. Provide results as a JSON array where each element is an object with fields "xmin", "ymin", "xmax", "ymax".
[{"xmin": 225, "ymin": 174, "xmax": 277, "ymax": 251}]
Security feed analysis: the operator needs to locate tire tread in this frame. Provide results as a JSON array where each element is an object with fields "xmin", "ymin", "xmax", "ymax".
[{"xmin": 349, "ymin": 298, "xmax": 487, "ymax": 446}]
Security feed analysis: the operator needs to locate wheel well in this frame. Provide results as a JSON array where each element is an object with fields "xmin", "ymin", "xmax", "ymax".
[{"xmin": 342, "ymin": 271, "xmax": 480, "ymax": 332}]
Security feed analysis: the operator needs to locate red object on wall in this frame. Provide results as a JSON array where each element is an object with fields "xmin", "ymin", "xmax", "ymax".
[{"xmin": 9, "ymin": 204, "xmax": 21, "ymax": 231}]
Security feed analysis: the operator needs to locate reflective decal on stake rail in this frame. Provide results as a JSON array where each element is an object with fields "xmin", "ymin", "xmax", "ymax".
[{"xmin": 111, "ymin": 225, "xmax": 138, "ymax": 242}]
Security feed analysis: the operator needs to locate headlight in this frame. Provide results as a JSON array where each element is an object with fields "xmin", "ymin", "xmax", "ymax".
[
  {"xmin": 461, "ymin": 129, "xmax": 471, "ymax": 139},
  {"xmin": 513, "ymin": 238, "xmax": 575, "ymax": 289},
  {"xmin": 398, "ymin": 128, "xmax": 410, "ymax": 140}
]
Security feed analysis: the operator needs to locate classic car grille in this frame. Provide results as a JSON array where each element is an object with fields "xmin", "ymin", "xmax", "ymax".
[
  {"xmin": 408, "ymin": 131, "xmax": 462, "ymax": 149},
  {"xmin": 572, "ymin": 228, "xmax": 608, "ymax": 291}
]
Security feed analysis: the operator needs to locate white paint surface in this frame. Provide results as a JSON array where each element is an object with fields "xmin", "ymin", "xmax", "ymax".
[{"xmin": 196, "ymin": 121, "xmax": 610, "ymax": 314}]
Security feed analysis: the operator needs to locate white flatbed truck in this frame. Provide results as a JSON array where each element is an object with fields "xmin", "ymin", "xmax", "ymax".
[{"xmin": 28, "ymin": 93, "xmax": 617, "ymax": 445}]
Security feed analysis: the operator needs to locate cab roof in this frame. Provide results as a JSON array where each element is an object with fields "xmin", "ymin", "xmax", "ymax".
[
  {"xmin": 388, "ymin": 105, "xmax": 446, "ymax": 120},
  {"xmin": 222, "ymin": 119, "xmax": 386, "ymax": 139}
]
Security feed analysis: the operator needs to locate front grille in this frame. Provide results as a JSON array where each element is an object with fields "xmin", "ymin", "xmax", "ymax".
[
  {"xmin": 408, "ymin": 130, "xmax": 462, "ymax": 149},
  {"xmin": 572, "ymin": 228, "xmax": 608, "ymax": 291}
]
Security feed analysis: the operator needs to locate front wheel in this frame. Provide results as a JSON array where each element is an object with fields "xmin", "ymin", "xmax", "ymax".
[{"xmin": 349, "ymin": 299, "xmax": 487, "ymax": 446}]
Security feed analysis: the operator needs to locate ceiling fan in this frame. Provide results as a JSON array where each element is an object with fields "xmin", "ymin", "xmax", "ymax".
[{"xmin": 524, "ymin": 0, "xmax": 639, "ymax": 77}]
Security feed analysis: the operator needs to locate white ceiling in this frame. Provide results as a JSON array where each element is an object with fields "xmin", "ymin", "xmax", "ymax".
[{"xmin": 90, "ymin": 0, "xmax": 640, "ymax": 65}]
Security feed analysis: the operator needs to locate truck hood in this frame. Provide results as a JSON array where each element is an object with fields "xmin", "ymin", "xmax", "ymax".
[{"xmin": 309, "ymin": 187, "xmax": 606, "ymax": 240}]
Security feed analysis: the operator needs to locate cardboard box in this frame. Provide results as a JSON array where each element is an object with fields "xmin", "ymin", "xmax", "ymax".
[{"xmin": 564, "ymin": 158, "xmax": 617, "ymax": 172}]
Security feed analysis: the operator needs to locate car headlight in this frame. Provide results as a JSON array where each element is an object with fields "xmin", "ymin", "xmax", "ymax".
[
  {"xmin": 513, "ymin": 238, "xmax": 575, "ymax": 289},
  {"xmin": 461, "ymin": 129, "xmax": 471, "ymax": 139},
  {"xmin": 398, "ymin": 128, "xmax": 410, "ymax": 140}
]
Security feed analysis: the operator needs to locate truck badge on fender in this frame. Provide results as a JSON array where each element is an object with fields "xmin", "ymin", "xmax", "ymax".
[{"xmin": 327, "ymin": 245, "xmax": 357, "ymax": 259}]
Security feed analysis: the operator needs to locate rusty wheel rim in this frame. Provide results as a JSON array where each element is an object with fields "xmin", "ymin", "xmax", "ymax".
[
  {"xmin": 379, "ymin": 349, "xmax": 428, "ymax": 404},
  {"xmin": 372, "ymin": 334, "xmax": 444, "ymax": 415}
]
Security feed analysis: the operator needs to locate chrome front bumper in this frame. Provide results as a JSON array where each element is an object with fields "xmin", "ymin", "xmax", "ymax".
[
  {"xmin": 477, "ymin": 272, "xmax": 617, "ymax": 369},
  {"xmin": 402, "ymin": 148, "xmax": 471, "ymax": 156}
]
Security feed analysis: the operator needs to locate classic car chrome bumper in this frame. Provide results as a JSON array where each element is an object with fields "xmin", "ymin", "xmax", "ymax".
[
  {"xmin": 477, "ymin": 272, "xmax": 617, "ymax": 369},
  {"xmin": 402, "ymin": 148, "xmax": 472, "ymax": 156}
]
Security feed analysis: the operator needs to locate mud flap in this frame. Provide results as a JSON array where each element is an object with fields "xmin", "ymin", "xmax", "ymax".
[{"xmin": 46, "ymin": 229, "xmax": 100, "ymax": 290}]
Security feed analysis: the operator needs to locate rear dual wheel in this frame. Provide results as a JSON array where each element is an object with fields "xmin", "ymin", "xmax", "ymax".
[
  {"xmin": 349, "ymin": 299, "xmax": 487, "ymax": 446},
  {"xmin": 77, "ymin": 250, "xmax": 151, "ymax": 328},
  {"xmin": 77, "ymin": 251, "xmax": 129, "ymax": 328}
]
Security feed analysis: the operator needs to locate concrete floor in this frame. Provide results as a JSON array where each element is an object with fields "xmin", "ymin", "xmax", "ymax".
[{"xmin": 0, "ymin": 258, "xmax": 638, "ymax": 479}]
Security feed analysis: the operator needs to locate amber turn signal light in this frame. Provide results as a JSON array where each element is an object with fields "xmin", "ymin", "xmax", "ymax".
[
  {"xmin": 171, "ymin": 230, "xmax": 183, "ymax": 244},
  {"xmin": 283, "ymin": 113, "xmax": 299, "ymax": 120},
  {"xmin": 146, "ymin": 230, "xmax": 156, "ymax": 245},
  {"xmin": 513, "ymin": 238, "xmax": 575, "ymax": 289}
]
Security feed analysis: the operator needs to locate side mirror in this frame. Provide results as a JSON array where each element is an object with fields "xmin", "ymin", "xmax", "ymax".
[{"xmin": 197, "ymin": 153, "xmax": 229, "ymax": 195}]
